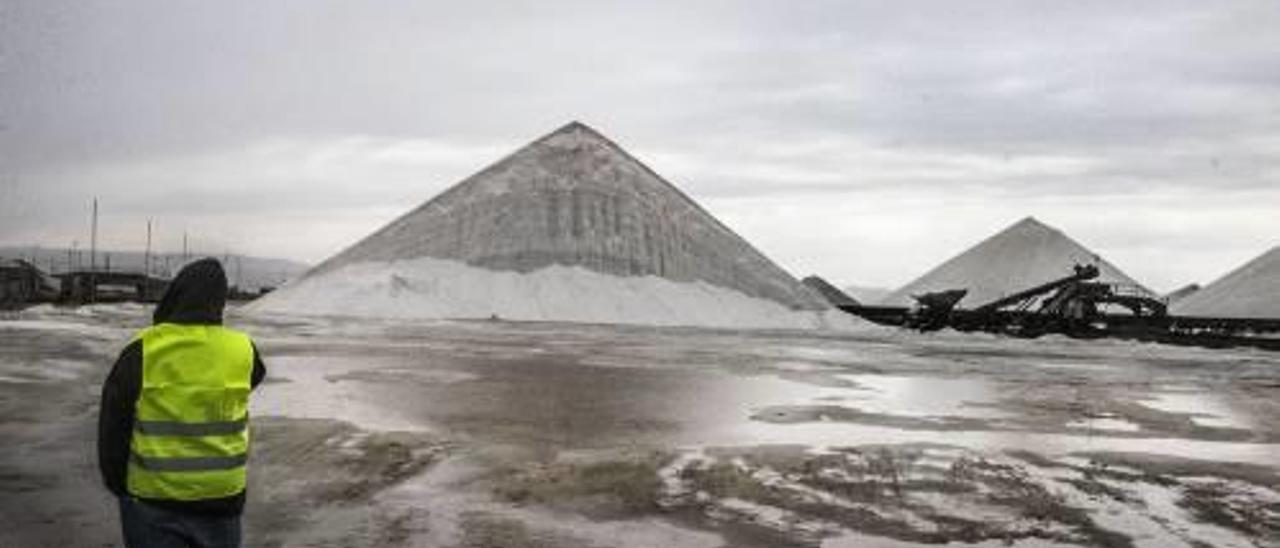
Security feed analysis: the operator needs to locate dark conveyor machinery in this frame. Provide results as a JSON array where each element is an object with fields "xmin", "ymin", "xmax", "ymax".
[{"xmin": 839, "ymin": 265, "xmax": 1280, "ymax": 351}]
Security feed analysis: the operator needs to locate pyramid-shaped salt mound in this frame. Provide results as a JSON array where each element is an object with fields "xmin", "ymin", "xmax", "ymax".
[
  {"xmin": 883, "ymin": 217, "xmax": 1153, "ymax": 309},
  {"xmin": 1173, "ymin": 246, "xmax": 1280, "ymax": 319},
  {"xmin": 249, "ymin": 122, "xmax": 845, "ymax": 329}
]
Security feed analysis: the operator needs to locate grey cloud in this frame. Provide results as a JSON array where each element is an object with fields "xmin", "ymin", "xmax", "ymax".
[{"xmin": 2, "ymin": 0, "xmax": 1277, "ymax": 288}]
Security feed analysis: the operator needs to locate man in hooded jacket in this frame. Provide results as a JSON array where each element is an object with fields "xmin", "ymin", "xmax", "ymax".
[{"xmin": 98, "ymin": 258, "xmax": 266, "ymax": 548}]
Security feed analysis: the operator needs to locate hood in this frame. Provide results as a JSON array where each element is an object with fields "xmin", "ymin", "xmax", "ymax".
[{"xmin": 153, "ymin": 258, "xmax": 228, "ymax": 325}]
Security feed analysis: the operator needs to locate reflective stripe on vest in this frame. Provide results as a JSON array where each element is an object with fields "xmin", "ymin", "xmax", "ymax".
[
  {"xmin": 131, "ymin": 453, "xmax": 248, "ymax": 472},
  {"xmin": 127, "ymin": 323, "xmax": 254, "ymax": 501},
  {"xmin": 135, "ymin": 418, "xmax": 248, "ymax": 437}
]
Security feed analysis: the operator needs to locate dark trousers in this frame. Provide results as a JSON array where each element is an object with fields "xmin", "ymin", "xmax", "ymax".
[{"xmin": 119, "ymin": 496, "xmax": 241, "ymax": 548}]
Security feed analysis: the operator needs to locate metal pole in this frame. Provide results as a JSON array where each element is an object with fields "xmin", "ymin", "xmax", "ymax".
[
  {"xmin": 90, "ymin": 198, "xmax": 98, "ymax": 272},
  {"xmin": 144, "ymin": 219, "xmax": 152, "ymax": 278},
  {"xmin": 90, "ymin": 198, "xmax": 98, "ymax": 303},
  {"xmin": 183, "ymin": 232, "xmax": 189, "ymax": 262}
]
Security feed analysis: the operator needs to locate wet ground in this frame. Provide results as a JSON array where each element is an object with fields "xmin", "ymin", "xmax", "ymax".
[{"xmin": 2, "ymin": 304, "xmax": 1278, "ymax": 547}]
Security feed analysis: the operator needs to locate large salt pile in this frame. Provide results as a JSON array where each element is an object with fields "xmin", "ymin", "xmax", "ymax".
[
  {"xmin": 247, "ymin": 122, "xmax": 859, "ymax": 330},
  {"xmin": 1173, "ymin": 246, "xmax": 1280, "ymax": 319},
  {"xmin": 883, "ymin": 217, "xmax": 1153, "ymax": 309}
]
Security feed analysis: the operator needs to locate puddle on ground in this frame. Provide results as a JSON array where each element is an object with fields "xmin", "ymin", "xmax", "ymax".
[
  {"xmin": 252, "ymin": 355, "xmax": 428, "ymax": 431},
  {"xmin": 821, "ymin": 530, "xmax": 1079, "ymax": 548},
  {"xmin": 714, "ymin": 416, "xmax": 1280, "ymax": 466},
  {"xmin": 1141, "ymin": 392, "xmax": 1252, "ymax": 429},
  {"xmin": 1032, "ymin": 360, "xmax": 1117, "ymax": 373},
  {"xmin": 1065, "ymin": 417, "xmax": 1142, "ymax": 432},
  {"xmin": 836, "ymin": 374, "xmax": 1006, "ymax": 418},
  {"xmin": 248, "ymin": 349, "xmax": 1280, "ymax": 467}
]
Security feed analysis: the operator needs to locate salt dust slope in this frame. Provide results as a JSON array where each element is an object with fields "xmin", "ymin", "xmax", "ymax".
[
  {"xmin": 1174, "ymin": 246, "xmax": 1280, "ymax": 319},
  {"xmin": 883, "ymin": 217, "xmax": 1153, "ymax": 308},
  {"xmin": 303, "ymin": 121, "xmax": 824, "ymax": 311},
  {"xmin": 246, "ymin": 257, "xmax": 865, "ymax": 330}
]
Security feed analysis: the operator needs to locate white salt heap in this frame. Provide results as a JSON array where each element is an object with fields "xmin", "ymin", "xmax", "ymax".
[
  {"xmin": 248, "ymin": 122, "xmax": 863, "ymax": 330},
  {"xmin": 246, "ymin": 257, "xmax": 863, "ymax": 329},
  {"xmin": 1174, "ymin": 246, "xmax": 1280, "ymax": 319},
  {"xmin": 883, "ymin": 217, "xmax": 1153, "ymax": 309}
]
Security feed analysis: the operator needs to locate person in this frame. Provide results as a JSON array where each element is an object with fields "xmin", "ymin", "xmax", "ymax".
[{"xmin": 98, "ymin": 258, "xmax": 266, "ymax": 548}]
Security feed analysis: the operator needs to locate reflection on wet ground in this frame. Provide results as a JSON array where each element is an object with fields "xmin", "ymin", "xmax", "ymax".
[
  {"xmin": 4, "ymin": 306, "xmax": 1280, "ymax": 547},
  {"xmin": 236, "ymin": 315, "xmax": 1280, "ymax": 546},
  {"xmin": 1141, "ymin": 392, "xmax": 1253, "ymax": 429},
  {"xmin": 248, "ymin": 317, "xmax": 1280, "ymax": 466},
  {"xmin": 836, "ymin": 374, "xmax": 1006, "ymax": 418}
]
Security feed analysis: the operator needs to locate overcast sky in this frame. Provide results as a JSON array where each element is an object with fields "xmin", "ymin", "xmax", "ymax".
[{"xmin": 3, "ymin": 1, "xmax": 1277, "ymax": 292}]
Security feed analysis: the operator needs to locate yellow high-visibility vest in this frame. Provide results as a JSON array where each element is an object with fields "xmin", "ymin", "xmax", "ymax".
[{"xmin": 126, "ymin": 323, "xmax": 253, "ymax": 501}]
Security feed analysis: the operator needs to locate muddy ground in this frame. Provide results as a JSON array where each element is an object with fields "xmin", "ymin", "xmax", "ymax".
[{"xmin": 1, "ymin": 304, "xmax": 1278, "ymax": 547}]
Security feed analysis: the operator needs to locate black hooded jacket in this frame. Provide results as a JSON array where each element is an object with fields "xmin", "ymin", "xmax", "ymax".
[{"xmin": 97, "ymin": 258, "xmax": 266, "ymax": 516}]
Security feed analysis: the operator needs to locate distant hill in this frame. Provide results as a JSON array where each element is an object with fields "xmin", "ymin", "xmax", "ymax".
[
  {"xmin": 801, "ymin": 275, "xmax": 859, "ymax": 307},
  {"xmin": 842, "ymin": 284, "xmax": 893, "ymax": 305},
  {"xmin": 1174, "ymin": 246, "xmax": 1280, "ymax": 319},
  {"xmin": 0, "ymin": 246, "xmax": 309, "ymax": 291},
  {"xmin": 883, "ymin": 217, "xmax": 1153, "ymax": 309}
]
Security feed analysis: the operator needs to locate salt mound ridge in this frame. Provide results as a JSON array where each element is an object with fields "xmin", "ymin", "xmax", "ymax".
[
  {"xmin": 884, "ymin": 217, "xmax": 1153, "ymax": 308},
  {"xmin": 1174, "ymin": 246, "xmax": 1280, "ymax": 319},
  {"xmin": 248, "ymin": 257, "xmax": 864, "ymax": 330}
]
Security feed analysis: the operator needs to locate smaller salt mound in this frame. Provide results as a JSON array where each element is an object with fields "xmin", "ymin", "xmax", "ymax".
[
  {"xmin": 1163, "ymin": 284, "xmax": 1201, "ymax": 304},
  {"xmin": 1174, "ymin": 246, "xmax": 1280, "ymax": 319},
  {"xmin": 246, "ymin": 257, "xmax": 868, "ymax": 331},
  {"xmin": 884, "ymin": 217, "xmax": 1153, "ymax": 308}
]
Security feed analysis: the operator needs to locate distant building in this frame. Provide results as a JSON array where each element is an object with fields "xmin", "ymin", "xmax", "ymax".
[
  {"xmin": 0, "ymin": 258, "xmax": 58, "ymax": 309},
  {"xmin": 56, "ymin": 271, "xmax": 168, "ymax": 304}
]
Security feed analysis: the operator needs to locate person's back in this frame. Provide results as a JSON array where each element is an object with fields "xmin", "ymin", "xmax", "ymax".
[{"xmin": 98, "ymin": 258, "xmax": 266, "ymax": 548}]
